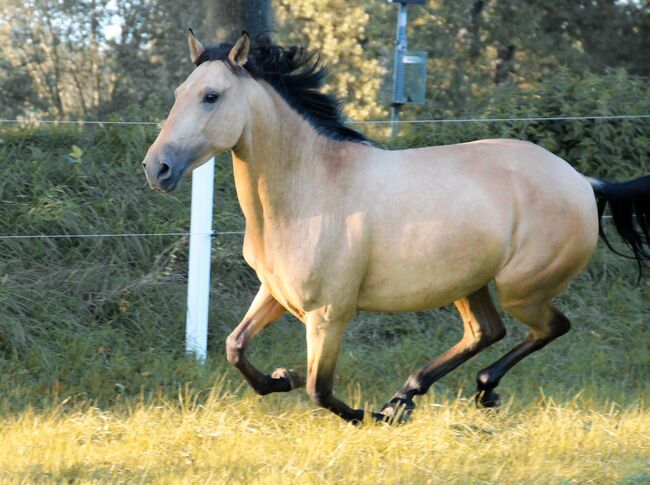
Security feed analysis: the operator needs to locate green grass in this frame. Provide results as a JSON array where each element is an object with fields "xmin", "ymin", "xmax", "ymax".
[{"xmin": 0, "ymin": 123, "xmax": 648, "ymax": 482}]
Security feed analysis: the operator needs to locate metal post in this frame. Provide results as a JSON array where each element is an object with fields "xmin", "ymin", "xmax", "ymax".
[
  {"xmin": 185, "ymin": 157, "xmax": 215, "ymax": 361},
  {"xmin": 391, "ymin": 2, "xmax": 409, "ymax": 137}
]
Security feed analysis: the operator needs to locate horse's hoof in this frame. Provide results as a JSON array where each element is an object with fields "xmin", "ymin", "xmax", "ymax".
[
  {"xmin": 379, "ymin": 398, "xmax": 415, "ymax": 424},
  {"xmin": 476, "ymin": 389, "xmax": 500, "ymax": 409},
  {"xmin": 271, "ymin": 368, "xmax": 305, "ymax": 389}
]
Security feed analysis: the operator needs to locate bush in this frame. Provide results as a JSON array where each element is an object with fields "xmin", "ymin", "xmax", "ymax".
[{"xmin": 393, "ymin": 69, "xmax": 650, "ymax": 179}]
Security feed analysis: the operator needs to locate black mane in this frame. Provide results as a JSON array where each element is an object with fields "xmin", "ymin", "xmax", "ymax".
[{"xmin": 194, "ymin": 39, "xmax": 368, "ymax": 144}]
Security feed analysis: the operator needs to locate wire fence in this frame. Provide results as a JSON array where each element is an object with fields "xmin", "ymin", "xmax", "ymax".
[
  {"xmin": 0, "ymin": 231, "xmax": 245, "ymax": 240},
  {"xmin": 1, "ymin": 114, "xmax": 649, "ymax": 126},
  {"xmin": 1, "ymin": 113, "xmax": 648, "ymax": 241},
  {"xmin": 349, "ymin": 115, "xmax": 650, "ymax": 124},
  {"xmin": 2, "ymin": 221, "xmax": 624, "ymax": 242}
]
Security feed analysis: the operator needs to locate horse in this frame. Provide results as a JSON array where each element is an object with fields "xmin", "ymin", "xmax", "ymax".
[{"xmin": 142, "ymin": 31, "xmax": 650, "ymax": 423}]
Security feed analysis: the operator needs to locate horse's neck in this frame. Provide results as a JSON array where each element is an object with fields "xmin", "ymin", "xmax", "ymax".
[{"xmin": 230, "ymin": 86, "xmax": 339, "ymax": 263}]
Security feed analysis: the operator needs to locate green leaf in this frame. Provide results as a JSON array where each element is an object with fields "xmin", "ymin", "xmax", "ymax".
[{"xmin": 67, "ymin": 144, "xmax": 84, "ymax": 164}]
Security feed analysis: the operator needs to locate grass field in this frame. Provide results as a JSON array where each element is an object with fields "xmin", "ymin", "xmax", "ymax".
[
  {"xmin": 2, "ymin": 392, "xmax": 649, "ymax": 483},
  {"xmin": 0, "ymin": 124, "xmax": 648, "ymax": 483}
]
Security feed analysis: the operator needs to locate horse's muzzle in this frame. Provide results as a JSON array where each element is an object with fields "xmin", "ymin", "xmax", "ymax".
[{"xmin": 142, "ymin": 149, "xmax": 186, "ymax": 192}]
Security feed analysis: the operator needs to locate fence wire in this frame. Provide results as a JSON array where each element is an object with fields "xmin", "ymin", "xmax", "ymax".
[
  {"xmin": 0, "ymin": 231, "xmax": 245, "ymax": 240},
  {"xmin": 0, "ymin": 114, "xmax": 649, "ymax": 126}
]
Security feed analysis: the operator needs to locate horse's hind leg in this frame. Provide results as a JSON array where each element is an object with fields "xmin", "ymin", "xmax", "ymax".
[
  {"xmin": 226, "ymin": 284, "xmax": 304, "ymax": 395},
  {"xmin": 382, "ymin": 286, "xmax": 506, "ymax": 418},
  {"xmin": 475, "ymin": 302, "xmax": 570, "ymax": 407}
]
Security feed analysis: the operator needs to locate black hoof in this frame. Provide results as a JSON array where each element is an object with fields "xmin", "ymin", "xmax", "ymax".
[
  {"xmin": 379, "ymin": 398, "xmax": 416, "ymax": 424},
  {"xmin": 348, "ymin": 411, "xmax": 385, "ymax": 426},
  {"xmin": 476, "ymin": 389, "xmax": 500, "ymax": 408}
]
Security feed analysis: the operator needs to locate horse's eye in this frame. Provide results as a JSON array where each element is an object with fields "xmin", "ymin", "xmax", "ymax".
[{"xmin": 203, "ymin": 93, "xmax": 219, "ymax": 104}]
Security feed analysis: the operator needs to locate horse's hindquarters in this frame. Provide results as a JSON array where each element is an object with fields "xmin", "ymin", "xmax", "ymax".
[
  {"xmin": 494, "ymin": 169, "xmax": 599, "ymax": 312},
  {"xmin": 355, "ymin": 140, "xmax": 599, "ymax": 315}
]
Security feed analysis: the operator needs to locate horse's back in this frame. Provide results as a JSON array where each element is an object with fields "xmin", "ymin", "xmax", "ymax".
[{"xmin": 355, "ymin": 139, "xmax": 598, "ymax": 312}]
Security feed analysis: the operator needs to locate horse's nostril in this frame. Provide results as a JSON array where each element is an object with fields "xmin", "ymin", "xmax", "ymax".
[
  {"xmin": 142, "ymin": 161, "xmax": 147, "ymax": 168},
  {"xmin": 158, "ymin": 162, "xmax": 172, "ymax": 180}
]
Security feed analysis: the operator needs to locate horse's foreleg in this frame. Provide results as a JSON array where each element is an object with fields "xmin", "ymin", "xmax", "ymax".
[
  {"xmin": 383, "ymin": 286, "xmax": 506, "ymax": 417},
  {"xmin": 226, "ymin": 285, "xmax": 304, "ymax": 395},
  {"xmin": 305, "ymin": 312, "xmax": 383, "ymax": 423},
  {"xmin": 475, "ymin": 303, "xmax": 570, "ymax": 407}
]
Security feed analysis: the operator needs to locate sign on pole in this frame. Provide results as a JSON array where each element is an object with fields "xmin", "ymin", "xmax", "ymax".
[
  {"xmin": 388, "ymin": 0, "xmax": 427, "ymax": 137},
  {"xmin": 185, "ymin": 157, "xmax": 215, "ymax": 360}
]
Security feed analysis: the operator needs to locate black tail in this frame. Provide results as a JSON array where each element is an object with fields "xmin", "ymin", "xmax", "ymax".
[{"xmin": 590, "ymin": 175, "xmax": 650, "ymax": 275}]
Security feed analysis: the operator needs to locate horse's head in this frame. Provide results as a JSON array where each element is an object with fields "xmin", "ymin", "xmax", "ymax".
[{"xmin": 142, "ymin": 31, "xmax": 251, "ymax": 192}]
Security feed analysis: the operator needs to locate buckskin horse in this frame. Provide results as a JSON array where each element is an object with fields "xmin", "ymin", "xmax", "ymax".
[{"xmin": 142, "ymin": 31, "xmax": 650, "ymax": 423}]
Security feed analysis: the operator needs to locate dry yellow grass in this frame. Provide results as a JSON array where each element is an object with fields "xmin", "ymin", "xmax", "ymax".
[{"xmin": 1, "ymin": 385, "xmax": 648, "ymax": 484}]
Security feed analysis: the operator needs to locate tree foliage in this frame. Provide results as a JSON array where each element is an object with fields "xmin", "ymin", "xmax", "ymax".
[
  {"xmin": 274, "ymin": 0, "xmax": 390, "ymax": 120},
  {"xmin": 0, "ymin": 0, "xmax": 648, "ymax": 121}
]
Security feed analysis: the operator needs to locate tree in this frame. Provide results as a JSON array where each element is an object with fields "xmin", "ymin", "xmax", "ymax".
[
  {"xmin": 0, "ymin": 0, "xmax": 648, "ymax": 121},
  {"xmin": 274, "ymin": 0, "xmax": 389, "ymax": 120},
  {"xmin": 203, "ymin": 0, "xmax": 272, "ymax": 43}
]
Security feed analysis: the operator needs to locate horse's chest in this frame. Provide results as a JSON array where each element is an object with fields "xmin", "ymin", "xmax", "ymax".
[
  {"xmin": 243, "ymin": 230, "xmax": 364, "ymax": 319},
  {"xmin": 243, "ymin": 241, "xmax": 325, "ymax": 316}
]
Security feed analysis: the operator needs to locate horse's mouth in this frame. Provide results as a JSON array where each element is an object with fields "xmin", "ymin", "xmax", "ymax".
[
  {"xmin": 151, "ymin": 182, "xmax": 179, "ymax": 193},
  {"xmin": 144, "ymin": 164, "xmax": 184, "ymax": 193}
]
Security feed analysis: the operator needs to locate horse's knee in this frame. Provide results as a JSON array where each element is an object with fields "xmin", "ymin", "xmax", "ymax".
[{"xmin": 225, "ymin": 333, "xmax": 246, "ymax": 366}]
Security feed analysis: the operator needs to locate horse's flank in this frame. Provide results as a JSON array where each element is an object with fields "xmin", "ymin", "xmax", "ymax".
[{"xmin": 231, "ymin": 75, "xmax": 599, "ymax": 320}]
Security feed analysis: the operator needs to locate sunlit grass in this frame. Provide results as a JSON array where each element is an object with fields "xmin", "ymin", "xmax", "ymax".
[{"xmin": 1, "ymin": 387, "xmax": 648, "ymax": 484}]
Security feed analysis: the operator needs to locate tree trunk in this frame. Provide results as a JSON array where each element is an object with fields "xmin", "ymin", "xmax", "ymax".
[
  {"xmin": 468, "ymin": 0, "xmax": 486, "ymax": 62},
  {"xmin": 493, "ymin": 3, "xmax": 516, "ymax": 85},
  {"xmin": 494, "ymin": 44, "xmax": 515, "ymax": 85},
  {"xmin": 42, "ymin": 11, "xmax": 65, "ymax": 118},
  {"xmin": 203, "ymin": 0, "xmax": 272, "ymax": 43},
  {"xmin": 91, "ymin": 0, "xmax": 102, "ymax": 117}
]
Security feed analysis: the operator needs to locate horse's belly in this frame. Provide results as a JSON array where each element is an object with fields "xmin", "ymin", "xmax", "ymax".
[
  {"xmin": 356, "ymin": 270, "xmax": 495, "ymax": 312},
  {"xmin": 356, "ymin": 231, "xmax": 505, "ymax": 312}
]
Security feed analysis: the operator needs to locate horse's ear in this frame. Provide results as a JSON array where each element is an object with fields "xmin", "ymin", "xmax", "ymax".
[
  {"xmin": 228, "ymin": 31, "xmax": 250, "ymax": 66},
  {"xmin": 188, "ymin": 28, "xmax": 205, "ymax": 65}
]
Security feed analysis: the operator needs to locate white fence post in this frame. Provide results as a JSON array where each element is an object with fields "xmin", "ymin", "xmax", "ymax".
[{"xmin": 185, "ymin": 157, "xmax": 215, "ymax": 360}]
